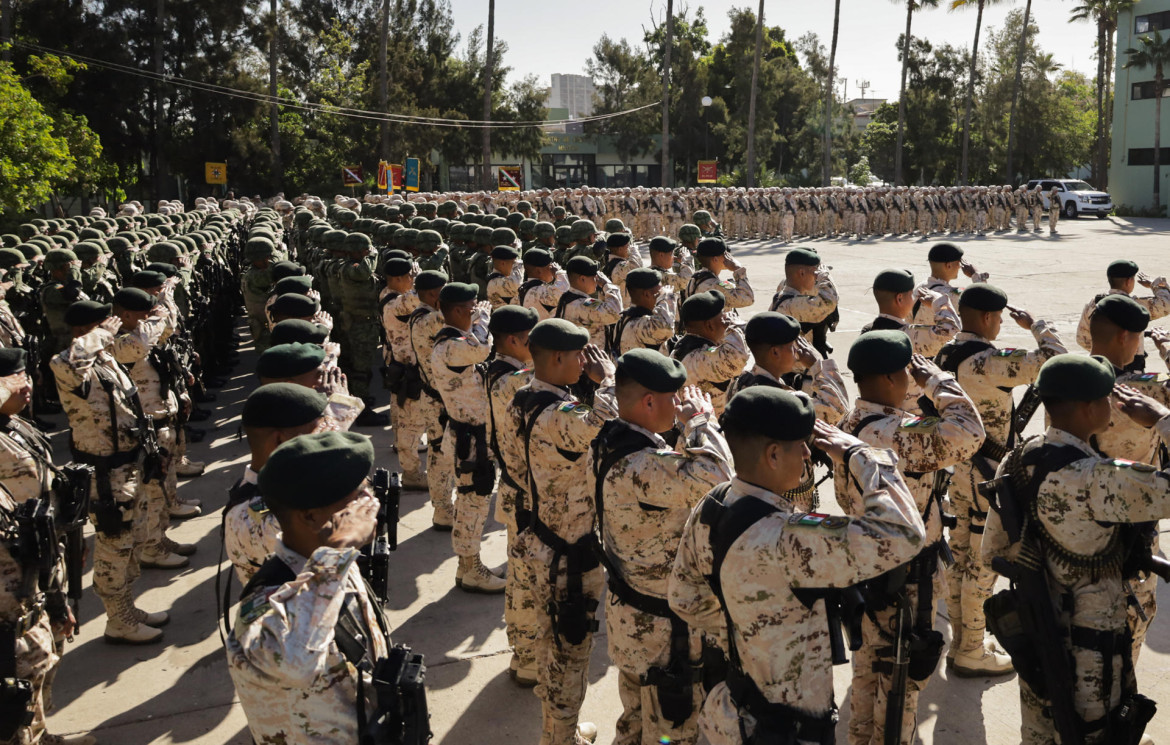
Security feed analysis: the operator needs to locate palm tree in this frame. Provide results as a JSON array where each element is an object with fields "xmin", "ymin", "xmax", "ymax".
[
  {"xmin": 481, "ymin": 0, "xmax": 495, "ymax": 190},
  {"xmin": 950, "ymin": 0, "xmax": 1009, "ymax": 185},
  {"xmin": 745, "ymin": 0, "xmax": 765, "ymax": 187},
  {"xmin": 1070, "ymin": 0, "xmax": 1135, "ymax": 187},
  {"xmin": 1005, "ymin": 0, "xmax": 1033, "ymax": 185},
  {"xmin": 1123, "ymin": 30, "xmax": 1170, "ymax": 211},
  {"xmin": 892, "ymin": 0, "xmax": 940, "ymax": 186},
  {"xmin": 823, "ymin": 0, "xmax": 841, "ymax": 186}
]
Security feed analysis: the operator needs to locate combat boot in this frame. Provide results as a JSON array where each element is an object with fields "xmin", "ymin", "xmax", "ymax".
[
  {"xmin": 103, "ymin": 598, "xmax": 163, "ymax": 645},
  {"xmin": 508, "ymin": 653, "xmax": 538, "ymax": 687},
  {"xmin": 950, "ymin": 638, "xmax": 1013, "ymax": 678},
  {"xmin": 129, "ymin": 605, "xmax": 171, "ymax": 628},
  {"xmin": 354, "ymin": 406, "xmax": 390, "ymax": 427},
  {"xmin": 41, "ymin": 735, "xmax": 98, "ymax": 745},
  {"xmin": 169, "ymin": 502, "xmax": 201, "ymax": 519},
  {"xmin": 432, "ymin": 501, "xmax": 454, "ymax": 531},
  {"xmin": 162, "ymin": 536, "xmax": 197, "ymax": 556},
  {"xmin": 401, "ymin": 466, "xmax": 428, "ymax": 491},
  {"xmin": 176, "ymin": 456, "xmax": 206, "ymax": 477},
  {"xmin": 455, "ymin": 555, "xmax": 506, "ymax": 594},
  {"xmin": 138, "ymin": 550, "xmax": 189, "ymax": 569}
]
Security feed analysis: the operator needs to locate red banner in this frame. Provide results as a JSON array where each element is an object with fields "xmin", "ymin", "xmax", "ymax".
[{"xmin": 697, "ymin": 160, "xmax": 718, "ymax": 184}]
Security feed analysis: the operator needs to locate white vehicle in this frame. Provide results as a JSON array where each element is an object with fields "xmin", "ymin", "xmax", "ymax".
[{"xmin": 1025, "ymin": 178, "xmax": 1113, "ymax": 219}]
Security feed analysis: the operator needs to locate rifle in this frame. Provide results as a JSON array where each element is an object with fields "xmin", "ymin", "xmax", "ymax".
[
  {"xmin": 792, "ymin": 585, "xmax": 865, "ymax": 665},
  {"xmin": 884, "ymin": 590, "xmax": 912, "ymax": 745},
  {"xmin": 364, "ymin": 469, "xmax": 400, "ymax": 604},
  {"xmin": 56, "ymin": 464, "xmax": 93, "ymax": 619},
  {"xmin": 1011, "ymin": 385, "xmax": 1042, "ymax": 443},
  {"xmin": 361, "ymin": 644, "xmax": 431, "ymax": 745}
]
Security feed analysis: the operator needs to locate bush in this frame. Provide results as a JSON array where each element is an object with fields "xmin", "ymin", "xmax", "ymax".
[{"xmin": 1112, "ymin": 203, "xmax": 1167, "ymax": 218}]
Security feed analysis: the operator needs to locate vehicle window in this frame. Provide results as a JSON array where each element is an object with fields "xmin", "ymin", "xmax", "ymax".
[{"xmin": 1063, "ymin": 181, "xmax": 1094, "ymax": 192}]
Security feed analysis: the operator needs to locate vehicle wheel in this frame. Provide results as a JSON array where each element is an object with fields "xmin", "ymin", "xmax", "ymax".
[
  {"xmin": 1097, "ymin": 212, "xmax": 1108, "ymax": 220},
  {"xmin": 1064, "ymin": 201, "xmax": 1078, "ymax": 219}
]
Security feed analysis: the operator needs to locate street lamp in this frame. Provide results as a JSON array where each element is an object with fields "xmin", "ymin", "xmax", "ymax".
[{"xmin": 701, "ymin": 96, "xmax": 713, "ymax": 159}]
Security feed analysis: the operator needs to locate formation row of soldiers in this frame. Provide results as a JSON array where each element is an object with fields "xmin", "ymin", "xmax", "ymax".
[{"xmin": 0, "ymin": 200, "xmax": 263, "ymax": 744}]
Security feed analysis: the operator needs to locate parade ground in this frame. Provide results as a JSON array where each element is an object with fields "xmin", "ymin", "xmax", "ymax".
[{"xmin": 40, "ymin": 215, "xmax": 1170, "ymax": 744}]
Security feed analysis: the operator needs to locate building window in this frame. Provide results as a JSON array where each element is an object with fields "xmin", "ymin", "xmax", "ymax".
[
  {"xmin": 1132, "ymin": 81, "xmax": 1170, "ymax": 100},
  {"xmin": 1127, "ymin": 148, "xmax": 1170, "ymax": 166},
  {"xmin": 1136, "ymin": 11, "xmax": 1170, "ymax": 34}
]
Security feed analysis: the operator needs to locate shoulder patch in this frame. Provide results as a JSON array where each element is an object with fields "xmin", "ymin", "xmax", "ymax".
[
  {"xmin": 653, "ymin": 449, "xmax": 684, "ymax": 458},
  {"xmin": 558, "ymin": 401, "xmax": 591, "ymax": 414},
  {"xmin": 900, "ymin": 415, "xmax": 940, "ymax": 431},
  {"xmin": 993, "ymin": 348, "xmax": 1027, "ymax": 357},
  {"xmin": 238, "ymin": 588, "xmax": 277, "ymax": 625},
  {"xmin": 582, "ymin": 298, "xmax": 598, "ymax": 307},
  {"xmin": 718, "ymin": 280, "xmax": 734, "ymax": 290},
  {"xmin": 1106, "ymin": 458, "xmax": 1157, "ymax": 473},
  {"xmin": 787, "ymin": 512, "xmax": 847, "ymax": 530},
  {"xmin": 1127, "ymin": 372, "xmax": 1168, "ymax": 385},
  {"xmin": 511, "ymin": 368, "xmax": 532, "ymax": 376}
]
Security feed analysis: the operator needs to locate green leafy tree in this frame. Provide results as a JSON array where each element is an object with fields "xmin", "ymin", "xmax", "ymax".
[
  {"xmin": 0, "ymin": 59, "xmax": 74, "ymax": 213},
  {"xmin": 586, "ymin": 34, "xmax": 661, "ymax": 167},
  {"xmin": 891, "ymin": 0, "xmax": 941, "ymax": 185}
]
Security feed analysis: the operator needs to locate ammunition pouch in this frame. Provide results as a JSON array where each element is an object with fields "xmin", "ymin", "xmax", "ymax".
[
  {"xmin": 701, "ymin": 639, "xmax": 729, "ymax": 695},
  {"xmin": 906, "ymin": 629, "xmax": 945, "ymax": 681},
  {"xmin": 0, "ymin": 677, "xmax": 34, "ymax": 740},
  {"xmin": 1110, "ymin": 692, "xmax": 1157, "ymax": 745},
  {"xmin": 726, "ymin": 664, "xmax": 838, "ymax": 745},
  {"xmin": 71, "ymin": 448, "xmax": 139, "ymax": 537},
  {"xmin": 451, "ymin": 420, "xmax": 495, "ymax": 496},
  {"xmin": 548, "ymin": 590, "xmax": 599, "ymax": 647},
  {"xmin": 984, "ymin": 588, "xmax": 1047, "ymax": 695},
  {"xmin": 642, "ymin": 656, "xmax": 699, "ymax": 727},
  {"xmin": 382, "ymin": 360, "xmax": 407, "ymax": 393}
]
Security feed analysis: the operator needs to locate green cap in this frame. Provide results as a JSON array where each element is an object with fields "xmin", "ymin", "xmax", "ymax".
[
  {"xmin": 745, "ymin": 312, "xmax": 801, "ymax": 346},
  {"xmin": 528, "ymin": 318, "xmax": 590, "ymax": 351},
  {"xmin": 1094, "ymin": 294, "xmax": 1150, "ymax": 332},
  {"xmin": 565, "ymin": 256, "xmax": 599, "ymax": 276},
  {"xmin": 927, "ymin": 243, "xmax": 964, "ymax": 262},
  {"xmin": 1107, "ymin": 259, "xmax": 1140, "ymax": 279},
  {"xmin": 624, "ymin": 268, "xmax": 661, "ymax": 291},
  {"xmin": 438, "ymin": 282, "xmax": 478, "ymax": 304},
  {"xmin": 112, "ymin": 287, "xmax": 156, "ymax": 312},
  {"xmin": 491, "ymin": 227, "xmax": 517, "ymax": 246},
  {"xmin": 489, "ymin": 305, "xmax": 539, "ymax": 336},
  {"xmin": 523, "ymin": 248, "xmax": 553, "ymax": 267},
  {"xmin": 242, "ymin": 383, "xmax": 328, "ymax": 428},
  {"xmin": 1036, "ymin": 354, "xmax": 1116, "ymax": 401},
  {"xmin": 417, "ymin": 230, "xmax": 443, "ymax": 249},
  {"xmin": 274, "ymin": 276, "xmax": 314, "ymax": 297},
  {"xmin": 721, "ymin": 387, "xmax": 816, "ymax": 441},
  {"xmin": 570, "ymin": 219, "xmax": 596, "ymax": 241},
  {"xmin": 383, "ymin": 257, "xmax": 413, "ymax": 277},
  {"xmin": 616, "ymin": 349, "xmax": 687, "ymax": 393},
  {"xmin": 0, "ymin": 348, "xmax": 27, "ymax": 377},
  {"xmin": 873, "ymin": 269, "xmax": 914, "ymax": 294},
  {"xmin": 534, "ymin": 221, "xmax": 556, "ymax": 239},
  {"xmin": 415, "ymin": 270, "xmax": 448, "ymax": 292},
  {"xmin": 129, "ymin": 270, "xmax": 166, "ymax": 289},
  {"xmin": 958, "ymin": 283, "xmax": 1008, "ymax": 312},
  {"xmin": 491, "ymin": 245, "xmax": 520, "ymax": 260},
  {"xmin": 257, "ymin": 342, "xmax": 326, "ymax": 379},
  {"xmin": 259, "ymin": 431, "xmax": 375, "ymax": 510},
  {"xmin": 681, "ymin": 290, "xmax": 725, "ymax": 323},
  {"xmin": 605, "ymin": 218, "xmax": 626, "ymax": 233},
  {"xmin": 64, "ymin": 300, "xmax": 112, "ymax": 326},
  {"xmin": 785, "ymin": 247, "xmax": 820, "ymax": 266},
  {"xmin": 271, "ymin": 319, "xmax": 330, "ymax": 346},
  {"xmin": 693, "ymin": 210, "xmax": 713, "ymax": 225},
  {"xmin": 473, "ymin": 227, "xmax": 495, "ymax": 245},
  {"xmin": 270, "ymin": 293, "xmax": 320, "ymax": 318},
  {"xmin": 695, "ymin": 238, "xmax": 727, "ymax": 257},
  {"xmin": 847, "ymin": 330, "xmax": 913, "ymax": 376}
]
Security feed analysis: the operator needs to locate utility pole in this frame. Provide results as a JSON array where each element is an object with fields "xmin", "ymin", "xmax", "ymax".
[
  {"xmin": 379, "ymin": 0, "xmax": 390, "ymax": 159},
  {"xmin": 269, "ymin": 0, "xmax": 281, "ymax": 191},
  {"xmin": 481, "ymin": 0, "xmax": 495, "ymax": 190},
  {"xmin": 660, "ymin": 0, "xmax": 673, "ymax": 188},
  {"xmin": 823, "ymin": 0, "xmax": 840, "ymax": 186},
  {"xmin": 744, "ymin": 0, "xmax": 764, "ymax": 188}
]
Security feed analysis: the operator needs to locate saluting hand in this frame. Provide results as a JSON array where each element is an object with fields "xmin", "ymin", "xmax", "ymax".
[
  {"xmin": 1007, "ymin": 305, "xmax": 1034, "ymax": 330},
  {"xmin": 319, "ymin": 492, "xmax": 379, "ymax": 549},
  {"xmin": 811, "ymin": 419, "xmax": 866, "ymax": 465},
  {"xmin": 1115, "ymin": 384, "xmax": 1170, "ymax": 429},
  {"xmin": 582, "ymin": 344, "xmax": 615, "ymax": 383}
]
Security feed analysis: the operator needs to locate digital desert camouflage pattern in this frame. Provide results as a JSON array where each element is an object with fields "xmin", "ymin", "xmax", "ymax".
[
  {"xmin": 616, "ymin": 291, "xmax": 677, "ymax": 355},
  {"xmin": 379, "ymin": 288, "xmax": 423, "ymax": 472},
  {"xmin": 112, "ymin": 314, "xmax": 179, "ymax": 419},
  {"xmin": 241, "ymin": 266, "xmax": 275, "ymax": 352},
  {"xmin": 408, "ymin": 303, "xmax": 445, "ymax": 388},
  {"xmin": 224, "ymin": 490, "xmax": 280, "ymax": 585},
  {"xmin": 602, "ymin": 246, "xmax": 643, "ymax": 307},
  {"xmin": 379, "ymin": 289, "xmax": 421, "ymax": 365},
  {"xmin": 0, "ymin": 296, "xmax": 26, "ymax": 347},
  {"xmin": 1075, "ymin": 281, "xmax": 1170, "ymax": 357},
  {"xmin": 522, "ymin": 270, "xmax": 570, "ymax": 321},
  {"xmin": 673, "ymin": 327, "xmax": 750, "ymax": 416},
  {"xmin": 6, "ymin": 611, "xmax": 57, "ymax": 745},
  {"xmin": 487, "ymin": 263, "xmax": 524, "ymax": 310},
  {"xmin": 668, "ymin": 450, "xmax": 926, "ymax": 745},
  {"xmin": 768, "ymin": 275, "xmax": 837, "ymax": 344},
  {"xmin": 408, "ymin": 304, "xmax": 454, "ymax": 508},
  {"xmin": 557, "ymin": 280, "xmax": 622, "ymax": 349},
  {"xmin": 0, "ymin": 415, "xmax": 53, "ymax": 506},
  {"xmin": 836, "ymin": 372, "xmax": 984, "ymax": 745},
  {"xmin": 589, "ymin": 415, "xmax": 733, "ymax": 745},
  {"xmin": 983, "ymin": 422, "xmax": 1170, "ymax": 745},
  {"xmin": 227, "ymin": 543, "xmax": 388, "ymax": 745},
  {"xmin": 650, "ymin": 255, "xmax": 694, "ymax": 295},
  {"xmin": 911, "ymin": 273, "xmax": 988, "ymax": 330},
  {"xmin": 880, "ymin": 287, "xmax": 963, "ymax": 358},
  {"xmin": 51, "ymin": 328, "xmax": 142, "ymax": 455},
  {"xmin": 691, "ymin": 266, "xmax": 755, "ymax": 310},
  {"xmin": 941, "ymin": 322, "xmax": 1065, "ymax": 659}
]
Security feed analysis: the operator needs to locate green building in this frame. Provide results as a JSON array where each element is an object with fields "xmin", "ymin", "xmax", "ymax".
[{"xmin": 1110, "ymin": 1, "xmax": 1170, "ymax": 211}]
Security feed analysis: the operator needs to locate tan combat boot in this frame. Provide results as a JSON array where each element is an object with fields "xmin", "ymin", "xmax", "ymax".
[
  {"xmin": 103, "ymin": 597, "xmax": 163, "ymax": 645},
  {"xmin": 431, "ymin": 501, "xmax": 454, "ymax": 531},
  {"xmin": 455, "ymin": 555, "xmax": 505, "ymax": 594}
]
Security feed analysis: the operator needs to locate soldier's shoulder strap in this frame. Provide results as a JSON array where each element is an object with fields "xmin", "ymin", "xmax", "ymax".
[
  {"xmin": 698, "ymin": 484, "xmax": 771, "ymax": 601},
  {"xmin": 935, "ymin": 338, "xmax": 994, "ymax": 375}
]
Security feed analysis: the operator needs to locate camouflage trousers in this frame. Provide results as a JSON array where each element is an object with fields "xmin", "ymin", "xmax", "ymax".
[
  {"xmin": 391, "ymin": 393, "xmax": 423, "ymax": 476},
  {"xmin": 1015, "ymin": 207, "xmax": 1029, "ymax": 231},
  {"xmin": 441, "ymin": 422, "xmax": 491, "ymax": 557},
  {"xmin": 504, "ymin": 516, "xmax": 539, "ymax": 668},
  {"xmin": 607, "ymin": 598, "xmax": 702, "ymax": 745},
  {"xmin": 780, "ymin": 214, "xmax": 795, "ymax": 243},
  {"xmin": 945, "ymin": 460, "xmax": 997, "ymax": 655},
  {"xmin": 3, "ymin": 614, "xmax": 57, "ymax": 745},
  {"xmin": 1128, "ymin": 533, "xmax": 1159, "ymax": 665},
  {"xmin": 516, "ymin": 533, "xmax": 605, "ymax": 745},
  {"xmin": 243, "ymin": 298, "xmax": 271, "ymax": 352},
  {"xmin": 419, "ymin": 392, "xmax": 453, "ymax": 510},
  {"xmin": 1049, "ymin": 208, "xmax": 1060, "ymax": 233},
  {"xmin": 848, "ymin": 573, "xmax": 941, "ymax": 745},
  {"xmin": 90, "ymin": 463, "xmax": 145, "ymax": 622},
  {"xmin": 341, "ymin": 317, "xmax": 380, "ymax": 400},
  {"xmin": 1018, "ymin": 638, "xmax": 1132, "ymax": 745},
  {"xmin": 138, "ymin": 425, "xmax": 177, "ymax": 558},
  {"xmin": 732, "ymin": 212, "xmax": 748, "ymax": 240}
]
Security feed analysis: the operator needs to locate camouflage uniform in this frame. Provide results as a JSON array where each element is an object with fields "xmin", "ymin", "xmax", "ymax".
[
  {"xmin": 409, "ymin": 303, "xmax": 455, "ymax": 514},
  {"xmin": 615, "ymin": 291, "xmax": 677, "ymax": 356},
  {"xmin": 431, "ymin": 309, "xmax": 494, "ymax": 558},
  {"xmin": 338, "ymin": 252, "xmax": 382, "ymax": 400},
  {"xmin": 226, "ymin": 543, "xmax": 389, "ymax": 744},
  {"xmin": 983, "ymin": 420, "xmax": 1170, "ymax": 745},
  {"xmin": 671, "ymin": 326, "xmax": 750, "ymax": 416},
  {"xmin": 726, "ymin": 360, "xmax": 849, "ymax": 427},
  {"xmin": 910, "ymin": 273, "xmax": 988, "ymax": 331},
  {"xmin": 1075, "ymin": 281, "xmax": 1170, "ymax": 367},
  {"xmin": 689, "ymin": 267, "xmax": 755, "ymax": 310},
  {"xmin": 51, "ymin": 329, "xmax": 146, "ymax": 631},
  {"xmin": 861, "ymin": 295, "xmax": 961, "ymax": 359},
  {"xmin": 487, "ymin": 263, "xmax": 525, "ymax": 310},
  {"xmin": 241, "ymin": 265, "xmax": 275, "ymax": 352},
  {"xmin": 556, "ymin": 278, "xmax": 622, "ymax": 348},
  {"xmin": 380, "ymin": 288, "xmax": 423, "ymax": 477},
  {"xmin": 669, "ymin": 449, "xmax": 928, "ymax": 745},
  {"xmin": 522, "ymin": 270, "xmax": 570, "ymax": 322},
  {"xmin": 222, "ymin": 468, "xmax": 280, "ymax": 584},
  {"xmin": 836, "ymin": 372, "xmax": 984, "ymax": 745},
  {"xmin": 590, "ymin": 414, "xmax": 733, "ymax": 745},
  {"xmin": 768, "ymin": 274, "xmax": 838, "ymax": 345},
  {"xmin": 938, "ymin": 322, "xmax": 1065, "ymax": 663},
  {"xmin": 506, "ymin": 377, "xmax": 618, "ymax": 745}
]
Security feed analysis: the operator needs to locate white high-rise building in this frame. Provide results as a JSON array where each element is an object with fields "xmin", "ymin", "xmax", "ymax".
[{"xmin": 548, "ymin": 74, "xmax": 595, "ymax": 119}]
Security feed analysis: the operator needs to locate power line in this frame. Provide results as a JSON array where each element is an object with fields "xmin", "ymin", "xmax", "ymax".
[{"xmin": 13, "ymin": 40, "xmax": 658, "ymax": 129}]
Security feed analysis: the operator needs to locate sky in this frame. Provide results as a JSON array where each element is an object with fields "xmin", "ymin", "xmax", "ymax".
[{"xmin": 449, "ymin": 0, "xmax": 1100, "ymax": 104}]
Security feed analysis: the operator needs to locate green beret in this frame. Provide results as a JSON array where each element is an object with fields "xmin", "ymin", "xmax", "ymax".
[
  {"xmin": 0, "ymin": 347, "xmax": 27, "ymax": 376},
  {"xmin": 785, "ymin": 247, "xmax": 820, "ymax": 266},
  {"xmin": 958, "ymin": 283, "xmax": 1008, "ymax": 312},
  {"xmin": 534, "ymin": 221, "xmax": 556, "ymax": 239},
  {"xmin": 649, "ymin": 236, "xmax": 678, "ymax": 253},
  {"xmin": 616, "ymin": 349, "xmax": 687, "ymax": 393},
  {"xmin": 438, "ymin": 282, "xmax": 478, "ymax": 304},
  {"xmin": 565, "ymin": 256, "xmax": 598, "ymax": 276},
  {"xmin": 873, "ymin": 269, "xmax": 915, "ymax": 294},
  {"xmin": 679, "ymin": 224, "xmax": 701, "ymax": 242},
  {"xmin": 259, "ymin": 431, "xmax": 374, "ymax": 510},
  {"xmin": 415, "ymin": 270, "xmax": 448, "ymax": 292},
  {"xmin": 722, "ymin": 387, "xmax": 816, "ymax": 442},
  {"xmin": 528, "ymin": 318, "xmax": 589, "ymax": 351},
  {"xmin": 492, "ymin": 245, "xmax": 520, "ymax": 260},
  {"xmin": 274, "ymin": 276, "xmax": 314, "ymax": 296},
  {"xmin": 927, "ymin": 242, "xmax": 964, "ymax": 263},
  {"xmin": 129, "ymin": 270, "xmax": 166, "ymax": 289},
  {"xmin": 1107, "ymin": 259, "xmax": 1139, "ymax": 279},
  {"xmin": 606, "ymin": 233, "xmax": 631, "ymax": 249},
  {"xmin": 681, "ymin": 290, "xmax": 725, "ymax": 323},
  {"xmin": 383, "ymin": 257, "xmax": 413, "ymax": 277},
  {"xmin": 113, "ymin": 287, "xmax": 156, "ymax": 312},
  {"xmin": 745, "ymin": 312, "xmax": 801, "ymax": 346},
  {"xmin": 0, "ymin": 248, "xmax": 29, "ymax": 268},
  {"xmin": 256, "ymin": 342, "xmax": 326, "ymax": 379},
  {"xmin": 44, "ymin": 248, "xmax": 78, "ymax": 267},
  {"xmin": 524, "ymin": 248, "xmax": 553, "ymax": 267},
  {"xmin": 1036, "ymin": 354, "xmax": 1116, "ymax": 401},
  {"xmin": 1094, "ymin": 294, "xmax": 1150, "ymax": 332},
  {"xmin": 569, "ymin": 219, "xmax": 596, "ymax": 240},
  {"xmin": 145, "ymin": 262, "xmax": 179, "ymax": 278},
  {"xmin": 270, "ymin": 293, "xmax": 320, "ymax": 318},
  {"xmin": 64, "ymin": 300, "xmax": 112, "ymax": 327},
  {"xmin": 847, "ymin": 330, "xmax": 913, "ymax": 376},
  {"xmin": 271, "ymin": 261, "xmax": 306, "ymax": 282},
  {"xmin": 271, "ymin": 319, "xmax": 330, "ymax": 346},
  {"xmin": 243, "ymin": 382, "xmax": 329, "ymax": 429},
  {"xmin": 489, "ymin": 305, "xmax": 539, "ymax": 336},
  {"xmin": 695, "ymin": 237, "xmax": 727, "ymax": 257},
  {"xmin": 625, "ymin": 268, "xmax": 661, "ymax": 291}
]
